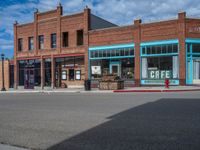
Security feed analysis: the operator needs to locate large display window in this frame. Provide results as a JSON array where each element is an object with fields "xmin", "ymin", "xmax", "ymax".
[
  {"xmin": 89, "ymin": 45, "xmax": 135, "ymax": 82},
  {"xmin": 90, "ymin": 58, "xmax": 134, "ymax": 81},
  {"xmin": 141, "ymin": 43, "xmax": 179, "ymax": 85},
  {"xmin": 55, "ymin": 56, "xmax": 84, "ymax": 87},
  {"xmin": 18, "ymin": 59, "xmax": 41, "ymax": 87}
]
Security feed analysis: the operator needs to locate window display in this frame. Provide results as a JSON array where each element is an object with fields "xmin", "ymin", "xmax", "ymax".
[{"xmin": 75, "ymin": 70, "xmax": 81, "ymax": 80}]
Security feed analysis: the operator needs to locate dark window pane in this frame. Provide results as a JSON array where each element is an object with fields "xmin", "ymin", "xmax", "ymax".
[
  {"xmin": 152, "ymin": 46, "xmax": 156, "ymax": 54},
  {"xmin": 120, "ymin": 49, "xmax": 124, "ymax": 56},
  {"xmin": 111, "ymin": 50, "xmax": 116, "ymax": 57},
  {"xmin": 99, "ymin": 50, "xmax": 103, "ymax": 57},
  {"xmin": 125, "ymin": 49, "xmax": 129, "ymax": 56},
  {"xmin": 156, "ymin": 46, "xmax": 162, "ymax": 54},
  {"xmin": 107, "ymin": 50, "xmax": 110, "ymax": 57},
  {"xmin": 38, "ymin": 35, "xmax": 44, "ymax": 49},
  {"xmin": 51, "ymin": 33, "xmax": 56, "ymax": 48},
  {"xmin": 62, "ymin": 32, "xmax": 68, "ymax": 47},
  {"xmin": 116, "ymin": 50, "xmax": 120, "ymax": 56},
  {"xmin": 142, "ymin": 47, "xmax": 146, "ymax": 54},
  {"xmin": 69, "ymin": 69, "xmax": 74, "ymax": 80},
  {"xmin": 130, "ymin": 48, "xmax": 134, "ymax": 55},
  {"xmin": 103, "ymin": 51, "xmax": 107, "ymax": 57},
  {"xmin": 147, "ymin": 47, "xmax": 151, "ymax": 54},
  {"xmin": 28, "ymin": 37, "xmax": 34, "ymax": 51},
  {"xmin": 77, "ymin": 29, "xmax": 83, "ymax": 46},
  {"xmin": 18, "ymin": 38, "xmax": 23, "ymax": 51},
  {"xmin": 192, "ymin": 44, "xmax": 200, "ymax": 53},
  {"xmin": 173, "ymin": 44, "xmax": 178, "ymax": 53},
  {"xmin": 168, "ymin": 44, "xmax": 173, "ymax": 53},
  {"xmin": 94, "ymin": 51, "xmax": 98, "ymax": 57},
  {"xmin": 162, "ymin": 45, "xmax": 167, "ymax": 53}
]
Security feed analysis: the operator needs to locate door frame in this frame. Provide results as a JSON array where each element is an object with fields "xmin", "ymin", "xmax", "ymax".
[
  {"xmin": 24, "ymin": 68, "xmax": 35, "ymax": 89},
  {"xmin": 109, "ymin": 61, "xmax": 121, "ymax": 77},
  {"xmin": 193, "ymin": 59, "xmax": 200, "ymax": 84}
]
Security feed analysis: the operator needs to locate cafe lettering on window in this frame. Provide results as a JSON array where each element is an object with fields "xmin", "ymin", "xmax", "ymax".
[{"xmin": 148, "ymin": 70, "xmax": 172, "ymax": 79}]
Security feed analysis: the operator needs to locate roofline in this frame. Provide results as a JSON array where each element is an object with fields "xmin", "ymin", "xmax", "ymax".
[
  {"xmin": 91, "ymin": 14, "xmax": 118, "ymax": 27},
  {"xmin": 89, "ymin": 24, "xmax": 134, "ymax": 33}
]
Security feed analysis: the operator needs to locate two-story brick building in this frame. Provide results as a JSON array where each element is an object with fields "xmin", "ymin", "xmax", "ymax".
[
  {"xmin": 11, "ymin": 4, "xmax": 200, "ymax": 90},
  {"xmin": 13, "ymin": 4, "xmax": 116, "ymax": 89}
]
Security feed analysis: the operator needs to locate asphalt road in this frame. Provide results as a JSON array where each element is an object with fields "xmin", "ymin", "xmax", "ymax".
[{"xmin": 0, "ymin": 92, "xmax": 200, "ymax": 150}]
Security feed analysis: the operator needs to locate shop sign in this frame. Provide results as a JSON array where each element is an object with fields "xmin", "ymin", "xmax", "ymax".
[
  {"xmin": 91, "ymin": 66, "xmax": 101, "ymax": 75},
  {"xmin": 189, "ymin": 26, "xmax": 200, "ymax": 33},
  {"xmin": 148, "ymin": 70, "xmax": 172, "ymax": 79}
]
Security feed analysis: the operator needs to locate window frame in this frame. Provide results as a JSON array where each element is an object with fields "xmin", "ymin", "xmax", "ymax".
[
  {"xmin": 62, "ymin": 32, "xmax": 69, "ymax": 47},
  {"xmin": 77, "ymin": 29, "xmax": 84, "ymax": 46},
  {"xmin": 28, "ymin": 37, "xmax": 34, "ymax": 51},
  {"xmin": 38, "ymin": 35, "xmax": 44, "ymax": 50},
  {"xmin": 51, "ymin": 33, "xmax": 57, "ymax": 49},
  {"xmin": 18, "ymin": 38, "xmax": 23, "ymax": 52}
]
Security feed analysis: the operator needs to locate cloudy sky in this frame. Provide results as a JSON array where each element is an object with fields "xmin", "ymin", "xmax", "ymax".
[{"xmin": 0, "ymin": 0, "xmax": 200, "ymax": 58}]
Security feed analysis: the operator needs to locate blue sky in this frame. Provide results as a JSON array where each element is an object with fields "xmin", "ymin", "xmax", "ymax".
[{"xmin": 1, "ymin": 0, "xmax": 200, "ymax": 59}]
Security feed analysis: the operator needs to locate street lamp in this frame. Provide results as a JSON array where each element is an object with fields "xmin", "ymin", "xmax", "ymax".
[{"xmin": 1, "ymin": 53, "xmax": 6, "ymax": 91}]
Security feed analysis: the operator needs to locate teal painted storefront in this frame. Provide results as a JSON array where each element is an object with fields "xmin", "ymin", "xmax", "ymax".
[
  {"xmin": 140, "ymin": 39, "xmax": 180, "ymax": 85},
  {"xmin": 88, "ymin": 43, "xmax": 135, "ymax": 80},
  {"xmin": 186, "ymin": 38, "xmax": 200, "ymax": 85},
  {"xmin": 88, "ymin": 39, "xmax": 200, "ymax": 85}
]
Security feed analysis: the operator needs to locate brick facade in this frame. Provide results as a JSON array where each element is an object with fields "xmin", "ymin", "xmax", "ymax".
[{"xmin": 11, "ymin": 5, "xmax": 200, "ymax": 89}]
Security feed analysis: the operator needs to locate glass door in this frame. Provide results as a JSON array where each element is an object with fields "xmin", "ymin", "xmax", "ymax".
[
  {"xmin": 110, "ymin": 62, "xmax": 121, "ymax": 77},
  {"xmin": 24, "ymin": 68, "xmax": 35, "ymax": 89},
  {"xmin": 193, "ymin": 59, "xmax": 200, "ymax": 84}
]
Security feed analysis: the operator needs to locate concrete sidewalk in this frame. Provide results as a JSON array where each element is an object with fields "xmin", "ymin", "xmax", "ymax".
[
  {"xmin": 0, "ymin": 86, "xmax": 200, "ymax": 94},
  {"xmin": 114, "ymin": 86, "xmax": 200, "ymax": 92}
]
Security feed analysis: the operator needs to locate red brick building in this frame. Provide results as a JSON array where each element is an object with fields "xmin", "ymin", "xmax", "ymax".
[{"xmin": 12, "ymin": 4, "xmax": 200, "ymax": 89}]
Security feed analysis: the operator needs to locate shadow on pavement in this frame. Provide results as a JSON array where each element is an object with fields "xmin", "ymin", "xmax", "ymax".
[{"xmin": 47, "ymin": 99, "xmax": 200, "ymax": 150}]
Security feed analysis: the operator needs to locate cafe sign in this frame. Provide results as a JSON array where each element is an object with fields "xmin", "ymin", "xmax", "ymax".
[{"xmin": 148, "ymin": 70, "xmax": 172, "ymax": 79}]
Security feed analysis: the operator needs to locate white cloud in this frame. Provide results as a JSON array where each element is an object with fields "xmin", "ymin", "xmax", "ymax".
[{"xmin": 1, "ymin": 0, "xmax": 200, "ymax": 58}]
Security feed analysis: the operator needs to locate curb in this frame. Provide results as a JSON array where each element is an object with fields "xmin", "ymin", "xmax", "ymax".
[
  {"xmin": 0, "ymin": 90, "xmax": 113, "ymax": 94},
  {"xmin": 113, "ymin": 89, "xmax": 200, "ymax": 93}
]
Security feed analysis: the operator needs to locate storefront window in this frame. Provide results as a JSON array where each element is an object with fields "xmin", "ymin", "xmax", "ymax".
[
  {"xmin": 141, "ymin": 56, "xmax": 179, "ymax": 80},
  {"xmin": 90, "ymin": 58, "xmax": 134, "ymax": 80},
  {"xmin": 55, "ymin": 56, "xmax": 84, "ymax": 87},
  {"xmin": 18, "ymin": 59, "xmax": 41, "ymax": 87}
]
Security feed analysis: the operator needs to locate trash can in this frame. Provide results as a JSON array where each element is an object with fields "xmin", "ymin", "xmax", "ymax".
[{"xmin": 84, "ymin": 80, "xmax": 91, "ymax": 91}]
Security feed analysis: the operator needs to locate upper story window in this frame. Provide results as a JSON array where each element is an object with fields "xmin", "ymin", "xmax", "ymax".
[
  {"xmin": 62, "ymin": 32, "xmax": 68, "ymax": 47},
  {"xmin": 77, "ymin": 30, "xmax": 83, "ymax": 46},
  {"xmin": 28, "ymin": 37, "xmax": 34, "ymax": 51},
  {"xmin": 51, "ymin": 33, "xmax": 56, "ymax": 48},
  {"xmin": 18, "ymin": 38, "xmax": 23, "ymax": 52},
  {"xmin": 38, "ymin": 35, "xmax": 44, "ymax": 50}
]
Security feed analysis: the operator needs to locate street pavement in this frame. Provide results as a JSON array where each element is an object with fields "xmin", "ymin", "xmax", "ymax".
[{"xmin": 0, "ymin": 92, "xmax": 200, "ymax": 150}]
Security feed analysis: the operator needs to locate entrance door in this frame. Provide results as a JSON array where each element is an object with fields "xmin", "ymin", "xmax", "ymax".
[
  {"xmin": 110, "ymin": 62, "xmax": 121, "ymax": 77},
  {"xmin": 24, "ymin": 68, "xmax": 35, "ymax": 89},
  {"xmin": 193, "ymin": 59, "xmax": 200, "ymax": 84}
]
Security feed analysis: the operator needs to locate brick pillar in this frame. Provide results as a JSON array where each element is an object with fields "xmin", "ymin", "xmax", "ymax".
[
  {"xmin": 178, "ymin": 12, "xmax": 186, "ymax": 85},
  {"xmin": 83, "ymin": 6, "xmax": 91, "ymax": 80},
  {"xmin": 134, "ymin": 19, "xmax": 142, "ymax": 86},
  {"xmin": 14, "ymin": 21, "xmax": 18, "ymax": 89},
  {"xmin": 51, "ymin": 56, "xmax": 55, "ymax": 88},
  {"xmin": 57, "ymin": 3, "xmax": 62, "ymax": 53},
  {"xmin": 34, "ymin": 9, "xmax": 38, "ymax": 55},
  {"xmin": 40, "ymin": 57, "xmax": 44, "ymax": 89}
]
